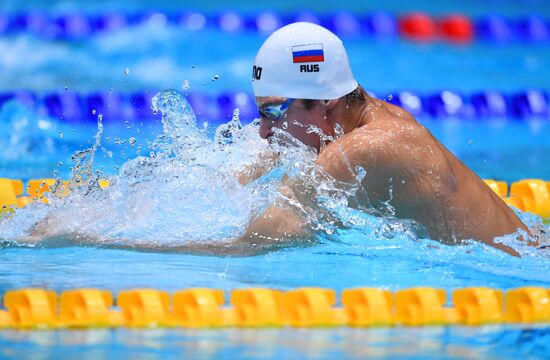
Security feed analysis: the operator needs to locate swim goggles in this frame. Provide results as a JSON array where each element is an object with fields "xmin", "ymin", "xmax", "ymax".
[{"xmin": 258, "ymin": 98, "xmax": 295, "ymax": 121}]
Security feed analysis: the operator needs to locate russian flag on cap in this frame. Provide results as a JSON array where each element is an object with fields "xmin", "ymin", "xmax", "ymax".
[{"xmin": 292, "ymin": 43, "xmax": 324, "ymax": 63}]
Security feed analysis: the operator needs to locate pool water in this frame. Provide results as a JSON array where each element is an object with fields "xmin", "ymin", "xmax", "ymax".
[
  {"xmin": 0, "ymin": 1, "xmax": 549, "ymax": 359},
  {"xmin": 1, "ymin": 326, "xmax": 549, "ymax": 359},
  {"xmin": 0, "ymin": 95, "xmax": 548, "ymax": 358}
]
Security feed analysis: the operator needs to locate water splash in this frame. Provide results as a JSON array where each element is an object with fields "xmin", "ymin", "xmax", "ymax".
[
  {"xmin": 215, "ymin": 108, "xmax": 243, "ymax": 145},
  {"xmin": 490, "ymin": 209, "xmax": 550, "ymax": 258},
  {"xmin": 0, "ymin": 89, "xmax": 547, "ymax": 260},
  {"xmin": 67, "ymin": 114, "xmax": 105, "ymax": 196},
  {"xmin": 0, "ymin": 90, "xmax": 266, "ymax": 248}
]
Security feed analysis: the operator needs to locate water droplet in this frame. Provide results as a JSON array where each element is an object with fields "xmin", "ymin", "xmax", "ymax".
[
  {"xmin": 182, "ymin": 80, "xmax": 190, "ymax": 90},
  {"xmin": 58, "ymin": 131, "xmax": 64, "ymax": 138},
  {"xmin": 124, "ymin": 68, "xmax": 130, "ymax": 76},
  {"xmin": 64, "ymin": 86, "xmax": 68, "ymax": 91},
  {"xmin": 92, "ymin": 109, "xmax": 96, "ymax": 115},
  {"xmin": 129, "ymin": 137, "xmax": 137, "ymax": 146},
  {"xmin": 467, "ymin": 139, "xmax": 473, "ymax": 145},
  {"xmin": 387, "ymin": 94, "xmax": 393, "ymax": 100},
  {"xmin": 57, "ymin": 161, "xmax": 63, "ymax": 166},
  {"xmin": 212, "ymin": 74, "xmax": 219, "ymax": 81}
]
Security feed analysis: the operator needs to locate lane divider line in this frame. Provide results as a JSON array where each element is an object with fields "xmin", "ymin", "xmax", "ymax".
[{"xmin": 0, "ymin": 287, "xmax": 548, "ymax": 329}]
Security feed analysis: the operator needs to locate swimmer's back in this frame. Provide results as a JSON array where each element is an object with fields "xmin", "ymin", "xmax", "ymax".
[{"xmin": 319, "ymin": 98, "xmax": 529, "ymax": 254}]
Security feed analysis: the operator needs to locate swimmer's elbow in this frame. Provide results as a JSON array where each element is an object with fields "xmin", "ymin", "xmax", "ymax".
[{"xmin": 242, "ymin": 206, "xmax": 310, "ymax": 245}]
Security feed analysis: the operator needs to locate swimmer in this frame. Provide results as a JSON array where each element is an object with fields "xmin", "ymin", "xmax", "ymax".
[
  {"xmin": 28, "ymin": 22, "xmax": 535, "ymax": 256},
  {"xmin": 239, "ymin": 22, "xmax": 533, "ymax": 256}
]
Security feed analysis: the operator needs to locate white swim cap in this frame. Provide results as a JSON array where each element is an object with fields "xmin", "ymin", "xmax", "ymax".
[{"xmin": 252, "ymin": 22, "xmax": 358, "ymax": 100}]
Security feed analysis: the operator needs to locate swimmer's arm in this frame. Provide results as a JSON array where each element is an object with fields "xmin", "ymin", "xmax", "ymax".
[
  {"xmin": 233, "ymin": 140, "xmax": 381, "ymax": 251},
  {"xmin": 233, "ymin": 140, "xmax": 379, "ymax": 251},
  {"xmin": 146, "ymin": 203, "xmax": 310, "ymax": 255},
  {"xmin": 234, "ymin": 150, "xmax": 279, "ymax": 185},
  {"xmin": 230, "ymin": 204, "xmax": 311, "ymax": 251},
  {"xmin": 314, "ymin": 132, "xmax": 380, "ymax": 185},
  {"xmin": 26, "ymin": 201, "xmax": 310, "ymax": 256},
  {"xmin": 152, "ymin": 204, "xmax": 310, "ymax": 255}
]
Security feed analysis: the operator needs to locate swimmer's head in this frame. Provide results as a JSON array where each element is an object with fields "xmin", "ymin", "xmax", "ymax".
[
  {"xmin": 252, "ymin": 22, "xmax": 360, "ymax": 152},
  {"xmin": 252, "ymin": 22, "xmax": 357, "ymax": 100}
]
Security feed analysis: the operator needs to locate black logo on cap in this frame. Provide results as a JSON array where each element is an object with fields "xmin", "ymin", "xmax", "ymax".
[{"xmin": 252, "ymin": 66, "xmax": 263, "ymax": 80}]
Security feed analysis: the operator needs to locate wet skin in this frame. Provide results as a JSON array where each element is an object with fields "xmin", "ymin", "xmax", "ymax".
[
  {"xmin": 28, "ymin": 87, "xmax": 532, "ymax": 256},
  {"xmin": 254, "ymin": 86, "xmax": 531, "ymax": 256}
]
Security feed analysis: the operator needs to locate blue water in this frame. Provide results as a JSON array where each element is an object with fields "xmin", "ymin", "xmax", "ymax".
[
  {"xmin": 0, "ymin": 326, "xmax": 549, "ymax": 359},
  {"xmin": 3, "ymin": 0, "xmax": 550, "ymax": 18},
  {"xmin": 1, "ymin": 23, "xmax": 550, "ymax": 93},
  {"xmin": 0, "ymin": 1, "xmax": 549, "ymax": 359}
]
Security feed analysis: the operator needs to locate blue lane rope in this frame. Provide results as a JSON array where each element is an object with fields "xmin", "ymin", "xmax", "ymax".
[
  {"xmin": 0, "ymin": 11, "xmax": 548, "ymax": 44},
  {"xmin": 0, "ymin": 90, "xmax": 548, "ymax": 123}
]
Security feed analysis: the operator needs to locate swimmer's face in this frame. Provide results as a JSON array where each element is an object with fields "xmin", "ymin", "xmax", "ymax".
[{"xmin": 255, "ymin": 96, "xmax": 335, "ymax": 152}]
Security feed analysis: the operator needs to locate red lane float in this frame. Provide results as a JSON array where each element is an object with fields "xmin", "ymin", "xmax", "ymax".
[
  {"xmin": 399, "ymin": 13, "xmax": 437, "ymax": 41},
  {"xmin": 440, "ymin": 14, "xmax": 474, "ymax": 44}
]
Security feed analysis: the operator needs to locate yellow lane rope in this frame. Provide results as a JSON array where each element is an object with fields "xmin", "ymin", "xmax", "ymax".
[{"xmin": 0, "ymin": 287, "xmax": 548, "ymax": 329}]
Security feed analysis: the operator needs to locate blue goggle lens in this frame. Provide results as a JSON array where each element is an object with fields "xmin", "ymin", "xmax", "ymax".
[{"xmin": 259, "ymin": 98, "xmax": 294, "ymax": 121}]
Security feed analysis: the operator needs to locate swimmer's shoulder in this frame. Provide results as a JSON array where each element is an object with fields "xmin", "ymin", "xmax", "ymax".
[
  {"xmin": 361, "ymin": 98, "xmax": 425, "ymax": 133},
  {"xmin": 354, "ymin": 118, "xmax": 427, "ymax": 156},
  {"xmin": 317, "ymin": 125, "xmax": 401, "ymax": 181},
  {"xmin": 318, "ymin": 99, "xmax": 434, "ymax": 171},
  {"xmin": 379, "ymin": 98, "xmax": 422, "ymax": 122}
]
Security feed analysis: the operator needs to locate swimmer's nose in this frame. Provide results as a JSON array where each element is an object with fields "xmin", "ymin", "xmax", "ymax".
[{"xmin": 259, "ymin": 118, "xmax": 274, "ymax": 139}]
